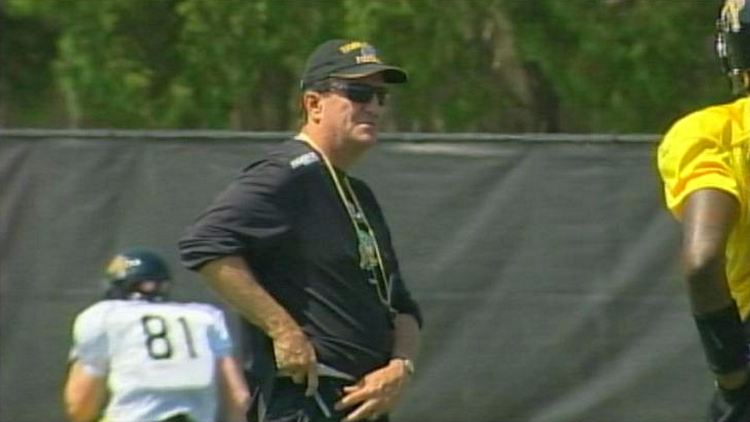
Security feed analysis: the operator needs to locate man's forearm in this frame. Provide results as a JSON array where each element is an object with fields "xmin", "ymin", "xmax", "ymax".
[
  {"xmin": 391, "ymin": 313, "xmax": 421, "ymax": 362},
  {"xmin": 201, "ymin": 257, "xmax": 318, "ymax": 389},
  {"xmin": 198, "ymin": 256, "xmax": 300, "ymax": 338}
]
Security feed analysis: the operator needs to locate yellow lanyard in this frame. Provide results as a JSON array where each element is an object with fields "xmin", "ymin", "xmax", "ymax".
[{"xmin": 295, "ymin": 133, "xmax": 394, "ymax": 310}]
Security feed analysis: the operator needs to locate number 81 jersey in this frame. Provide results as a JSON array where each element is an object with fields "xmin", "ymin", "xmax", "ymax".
[{"xmin": 70, "ymin": 300, "xmax": 234, "ymax": 393}]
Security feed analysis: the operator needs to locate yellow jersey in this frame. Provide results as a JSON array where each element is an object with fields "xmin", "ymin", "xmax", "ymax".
[{"xmin": 657, "ymin": 97, "xmax": 750, "ymax": 317}]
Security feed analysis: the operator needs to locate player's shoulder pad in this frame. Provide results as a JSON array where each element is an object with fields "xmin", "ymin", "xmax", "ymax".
[
  {"xmin": 182, "ymin": 302, "xmax": 227, "ymax": 319},
  {"xmin": 79, "ymin": 300, "xmax": 119, "ymax": 318},
  {"xmin": 668, "ymin": 98, "xmax": 743, "ymax": 139},
  {"xmin": 182, "ymin": 301, "xmax": 222, "ymax": 312},
  {"xmin": 73, "ymin": 300, "xmax": 119, "ymax": 332}
]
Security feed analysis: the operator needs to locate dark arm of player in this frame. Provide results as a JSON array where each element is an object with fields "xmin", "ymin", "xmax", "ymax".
[
  {"xmin": 681, "ymin": 188, "xmax": 745, "ymax": 389},
  {"xmin": 198, "ymin": 256, "xmax": 319, "ymax": 395}
]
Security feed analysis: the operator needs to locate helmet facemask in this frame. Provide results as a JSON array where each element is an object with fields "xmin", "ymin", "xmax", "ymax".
[{"xmin": 717, "ymin": 0, "xmax": 750, "ymax": 96}]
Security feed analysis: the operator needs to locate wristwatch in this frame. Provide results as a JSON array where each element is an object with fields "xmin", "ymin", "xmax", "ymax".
[{"xmin": 394, "ymin": 357, "xmax": 416, "ymax": 376}]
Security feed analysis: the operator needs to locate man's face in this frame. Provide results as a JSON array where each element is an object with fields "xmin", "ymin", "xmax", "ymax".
[{"xmin": 318, "ymin": 73, "xmax": 387, "ymax": 147}]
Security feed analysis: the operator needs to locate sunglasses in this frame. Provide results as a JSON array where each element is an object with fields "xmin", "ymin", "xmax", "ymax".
[{"xmin": 325, "ymin": 81, "xmax": 389, "ymax": 106}]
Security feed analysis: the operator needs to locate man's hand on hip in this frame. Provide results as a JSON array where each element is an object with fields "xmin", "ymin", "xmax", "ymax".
[
  {"xmin": 271, "ymin": 328, "xmax": 319, "ymax": 396},
  {"xmin": 335, "ymin": 358, "xmax": 411, "ymax": 421}
]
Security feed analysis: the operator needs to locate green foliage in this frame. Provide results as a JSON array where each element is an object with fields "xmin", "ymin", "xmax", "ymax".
[
  {"xmin": 1, "ymin": 0, "xmax": 60, "ymax": 125},
  {"xmin": 506, "ymin": 0, "xmax": 726, "ymax": 132},
  {"xmin": 0, "ymin": 0, "xmax": 734, "ymax": 132}
]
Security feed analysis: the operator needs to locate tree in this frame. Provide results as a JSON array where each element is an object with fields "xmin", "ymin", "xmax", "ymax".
[{"xmin": 0, "ymin": 0, "xmax": 729, "ymax": 133}]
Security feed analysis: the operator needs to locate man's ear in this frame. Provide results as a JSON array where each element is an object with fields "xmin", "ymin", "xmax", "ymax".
[{"xmin": 303, "ymin": 91, "xmax": 323, "ymax": 123}]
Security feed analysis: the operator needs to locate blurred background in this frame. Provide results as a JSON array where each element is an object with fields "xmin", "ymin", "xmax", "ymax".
[
  {"xmin": 0, "ymin": 1, "xmax": 731, "ymax": 422},
  {"xmin": 0, "ymin": 0, "xmax": 728, "ymax": 133}
]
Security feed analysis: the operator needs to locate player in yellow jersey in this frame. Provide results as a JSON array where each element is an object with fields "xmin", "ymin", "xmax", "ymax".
[{"xmin": 657, "ymin": 1, "xmax": 750, "ymax": 420}]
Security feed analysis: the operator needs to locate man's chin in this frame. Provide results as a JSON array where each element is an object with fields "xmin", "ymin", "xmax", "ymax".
[
  {"xmin": 352, "ymin": 130, "xmax": 378, "ymax": 145},
  {"xmin": 360, "ymin": 138, "xmax": 378, "ymax": 148}
]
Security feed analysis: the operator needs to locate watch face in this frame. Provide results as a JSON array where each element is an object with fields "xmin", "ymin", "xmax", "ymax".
[{"xmin": 401, "ymin": 358, "xmax": 415, "ymax": 375}]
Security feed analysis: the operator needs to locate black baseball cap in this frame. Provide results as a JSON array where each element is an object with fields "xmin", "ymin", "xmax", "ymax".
[{"xmin": 300, "ymin": 39, "xmax": 408, "ymax": 90}]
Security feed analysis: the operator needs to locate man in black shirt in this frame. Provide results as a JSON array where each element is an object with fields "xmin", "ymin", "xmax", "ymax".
[{"xmin": 179, "ymin": 39, "xmax": 422, "ymax": 422}]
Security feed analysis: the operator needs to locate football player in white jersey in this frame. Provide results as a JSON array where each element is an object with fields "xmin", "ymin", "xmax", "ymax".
[{"xmin": 64, "ymin": 248, "xmax": 250, "ymax": 422}]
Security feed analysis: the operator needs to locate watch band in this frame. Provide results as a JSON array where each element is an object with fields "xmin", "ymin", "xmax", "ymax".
[{"xmin": 394, "ymin": 357, "xmax": 416, "ymax": 376}]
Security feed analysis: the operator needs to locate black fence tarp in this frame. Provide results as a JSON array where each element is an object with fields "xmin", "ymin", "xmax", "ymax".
[{"xmin": 0, "ymin": 130, "xmax": 708, "ymax": 422}]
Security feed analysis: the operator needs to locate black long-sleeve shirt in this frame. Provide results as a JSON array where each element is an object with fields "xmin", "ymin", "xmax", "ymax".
[{"xmin": 179, "ymin": 139, "xmax": 421, "ymax": 378}]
